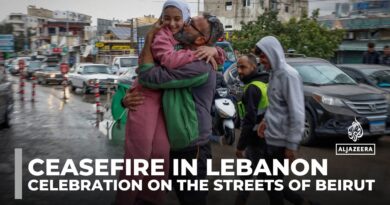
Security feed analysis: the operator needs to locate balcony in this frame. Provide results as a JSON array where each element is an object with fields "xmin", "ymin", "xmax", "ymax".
[
  {"xmin": 13, "ymin": 27, "xmax": 25, "ymax": 32},
  {"xmin": 7, "ymin": 19, "xmax": 25, "ymax": 24}
]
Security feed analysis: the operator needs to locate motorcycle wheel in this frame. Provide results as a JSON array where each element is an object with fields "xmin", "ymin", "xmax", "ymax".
[{"xmin": 223, "ymin": 127, "xmax": 235, "ymax": 145}]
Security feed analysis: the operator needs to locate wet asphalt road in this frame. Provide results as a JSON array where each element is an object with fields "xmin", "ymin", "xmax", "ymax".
[{"xmin": 0, "ymin": 75, "xmax": 389, "ymax": 205}]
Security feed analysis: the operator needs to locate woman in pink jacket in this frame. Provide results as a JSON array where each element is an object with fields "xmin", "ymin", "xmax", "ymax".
[{"xmin": 115, "ymin": 0, "xmax": 225, "ymax": 204}]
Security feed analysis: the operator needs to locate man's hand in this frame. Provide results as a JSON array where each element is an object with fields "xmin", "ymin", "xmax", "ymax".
[
  {"xmin": 257, "ymin": 120, "xmax": 266, "ymax": 138},
  {"xmin": 235, "ymin": 149, "xmax": 245, "ymax": 158},
  {"xmin": 122, "ymin": 90, "xmax": 145, "ymax": 111},
  {"xmin": 285, "ymin": 149, "xmax": 297, "ymax": 162}
]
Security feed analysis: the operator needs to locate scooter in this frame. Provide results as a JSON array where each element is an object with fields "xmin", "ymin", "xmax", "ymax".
[{"xmin": 212, "ymin": 88, "xmax": 237, "ymax": 145}]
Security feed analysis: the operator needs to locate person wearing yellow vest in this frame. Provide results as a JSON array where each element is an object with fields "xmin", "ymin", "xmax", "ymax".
[{"xmin": 235, "ymin": 54, "xmax": 269, "ymax": 205}]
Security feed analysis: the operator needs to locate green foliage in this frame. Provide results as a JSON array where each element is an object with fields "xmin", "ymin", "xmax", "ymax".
[
  {"xmin": 0, "ymin": 23, "xmax": 13, "ymax": 34},
  {"xmin": 231, "ymin": 10, "xmax": 345, "ymax": 60}
]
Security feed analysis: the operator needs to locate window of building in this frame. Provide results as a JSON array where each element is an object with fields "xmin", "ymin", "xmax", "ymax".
[
  {"xmin": 225, "ymin": 25, "xmax": 233, "ymax": 29},
  {"xmin": 226, "ymin": 1, "xmax": 232, "ymax": 11},
  {"xmin": 48, "ymin": 27, "xmax": 56, "ymax": 35},
  {"xmin": 271, "ymin": 0, "xmax": 278, "ymax": 11},
  {"xmin": 243, "ymin": 0, "xmax": 251, "ymax": 7},
  {"xmin": 285, "ymin": 6, "xmax": 289, "ymax": 13}
]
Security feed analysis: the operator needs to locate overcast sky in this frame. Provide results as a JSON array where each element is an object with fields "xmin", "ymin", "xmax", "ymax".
[{"xmin": 0, "ymin": 0, "xmax": 347, "ymax": 25}]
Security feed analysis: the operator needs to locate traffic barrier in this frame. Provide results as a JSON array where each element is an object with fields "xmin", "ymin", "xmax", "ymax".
[
  {"xmin": 62, "ymin": 74, "xmax": 68, "ymax": 99},
  {"xmin": 60, "ymin": 63, "xmax": 69, "ymax": 100},
  {"xmin": 105, "ymin": 82, "xmax": 114, "ymax": 111},
  {"xmin": 95, "ymin": 79, "xmax": 101, "ymax": 127},
  {"xmin": 31, "ymin": 76, "xmax": 36, "ymax": 102},
  {"xmin": 18, "ymin": 60, "xmax": 25, "ymax": 101}
]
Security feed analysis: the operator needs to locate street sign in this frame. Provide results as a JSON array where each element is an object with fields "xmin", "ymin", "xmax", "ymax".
[
  {"xmin": 0, "ymin": 35, "xmax": 13, "ymax": 40},
  {"xmin": 53, "ymin": 47, "xmax": 62, "ymax": 53},
  {"xmin": 95, "ymin": 42, "xmax": 104, "ymax": 48},
  {"xmin": 0, "ymin": 34, "xmax": 14, "ymax": 52}
]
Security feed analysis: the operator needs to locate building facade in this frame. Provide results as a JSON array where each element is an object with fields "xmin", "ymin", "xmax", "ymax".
[
  {"xmin": 319, "ymin": 0, "xmax": 390, "ymax": 63},
  {"xmin": 5, "ymin": 13, "xmax": 27, "ymax": 37},
  {"xmin": 204, "ymin": 0, "xmax": 308, "ymax": 31},
  {"xmin": 27, "ymin": 5, "xmax": 53, "ymax": 19}
]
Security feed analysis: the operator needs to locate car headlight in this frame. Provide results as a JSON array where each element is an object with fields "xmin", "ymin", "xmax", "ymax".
[
  {"xmin": 313, "ymin": 93, "xmax": 345, "ymax": 106},
  {"xmin": 50, "ymin": 74, "xmax": 55, "ymax": 78},
  {"xmin": 113, "ymin": 79, "xmax": 118, "ymax": 84}
]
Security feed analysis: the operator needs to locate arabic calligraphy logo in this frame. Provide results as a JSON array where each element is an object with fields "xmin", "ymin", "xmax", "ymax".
[{"xmin": 347, "ymin": 118, "xmax": 363, "ymax": 142}]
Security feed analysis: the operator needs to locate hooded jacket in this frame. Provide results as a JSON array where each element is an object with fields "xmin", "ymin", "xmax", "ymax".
[
  {"xmin": 237, "ymin": 71, "xmax": 269, "ymax": 150},
  {"xmin": 256, "ymin": 36, "xmax": 305, "ymax": 150}
]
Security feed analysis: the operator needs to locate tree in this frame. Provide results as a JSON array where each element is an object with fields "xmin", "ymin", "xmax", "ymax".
[
  {"xmin": 231, "ymin": 10, "xmax": 345, "ymax": 60},
  {"xmin": 0, "ymin": 23, "xmax": 13, "ymax": 34}
]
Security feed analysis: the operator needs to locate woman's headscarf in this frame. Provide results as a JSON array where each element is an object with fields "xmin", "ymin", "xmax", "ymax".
[{"xmin": 162, "ymin": 0, "xmax": 191, "ymax": 22}]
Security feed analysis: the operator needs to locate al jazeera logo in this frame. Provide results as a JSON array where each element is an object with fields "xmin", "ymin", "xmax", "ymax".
[{"xmin": 335, "ymin": 118, "xmax": 376, "ymax": 155}]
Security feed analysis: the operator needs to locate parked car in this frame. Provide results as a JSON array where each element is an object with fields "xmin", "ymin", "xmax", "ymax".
[
  {"xmin": 0, "ymin": 65, "xmax": 13, "ymax": 128},
  {"xmin": 4, "ymin": 59, "xmax": 14, "ymax": 71},
  {"xmin": 44, "ymin": 55, "xmax": 60, "ymax": 66},
  {"xmin": 225, "ymin": 57, "xmax": 390, "ymax": 145},
  {"xmin": 68, "ymin": 63, "xmax": 118, "ymax": 94},
  {"xmin": 111, "ymin": 56, "xmax": 138, "ymax": 76},
  {"xmin": 34, "ymin": 64, "xmax": 63, "ymax": 85},
  {"xmin": 117, "ymin": 68, "xmax": 137, "ymax": 86},
  {"xmin": 223, "ymin": 63, "xmax": 244, "ymax": 102},
  {"xmin": 338, "ymin": 64, "xmax": 390, "ymax": 93},
  {"xmin": 23, "ymin": 60, "xmax": 44, "ymax": 79},
  {"xmin": 216, "ymin": 41, "xmax": 237, "ymax": 73}
]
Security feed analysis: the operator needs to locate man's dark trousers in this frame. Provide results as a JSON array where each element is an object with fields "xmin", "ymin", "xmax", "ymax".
[{"xmin": 169, "ymin": 144, "xmax": 212, "ymax": 205}]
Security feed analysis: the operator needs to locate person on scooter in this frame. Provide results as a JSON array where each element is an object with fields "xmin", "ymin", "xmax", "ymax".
[{"xmin": 235, "ymin": 54, "xmax": 269, "ymax": 205}]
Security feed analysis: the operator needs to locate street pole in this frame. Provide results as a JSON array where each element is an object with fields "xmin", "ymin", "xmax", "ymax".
[
  {"xmin": 135, "ymin": 18, "xmax": 139, "ymax": 55},
  {"xmin": 131, "ymin": 18, "xmax": 134, "ymax": 54},
  {"xmin": 65, "ymin": 12, "xmax": 69, "ymax": 64},
  {"xmin": 24, "ymin": 16, "xmax": 28, "ymax": 54},
  {"xmin": 198, "ymin": 0, "xmax": 200, "ymax": 15}
]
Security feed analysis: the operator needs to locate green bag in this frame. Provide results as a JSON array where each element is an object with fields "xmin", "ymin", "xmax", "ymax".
[
  {"xmin": 110, "ymin": 83, "xmax": 130, "ymax": 144},
  {"xmin": 111, "ymin": 83, "xmax": 130, "ymax": 124}
]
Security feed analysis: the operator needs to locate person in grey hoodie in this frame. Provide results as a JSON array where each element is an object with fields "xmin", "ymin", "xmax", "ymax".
[{"xmin": 256, "ymin": 36, "xmax": 307, "ymax": 205}]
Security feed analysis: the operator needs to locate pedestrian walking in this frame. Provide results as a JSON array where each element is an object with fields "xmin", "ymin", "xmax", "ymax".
[
  {"xmin": 381, "ymin": 45, "xmax": 390, "ymax": 66},
  {"xmin": 256, "ymin": 36, "xmax": 316, "ymax": 205},
  {"xmin": 363, "ymin": 42, "xmax": 380, "ymax": 64},
  {"xmin": 234, "ymin": 54, "xmax": 269, "ymax": 205}
]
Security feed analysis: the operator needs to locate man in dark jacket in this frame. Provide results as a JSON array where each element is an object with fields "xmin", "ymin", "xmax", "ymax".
[
  {"xmin": 363, "ymin": 42, "xmax": 380, "ymax": 64},
  {"xmin": 235, "ymin": 54, "xmax": 269, "ymax": 205},
  {"xmin": 381, "ymin": 45, "xmax": 390, "ymax": 66}
]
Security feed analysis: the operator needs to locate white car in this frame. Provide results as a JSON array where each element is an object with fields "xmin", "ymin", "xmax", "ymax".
[
  {"xmin": 111, "ymin": 56, "xmax": 138, "ymax": 76},
  {"xmin": 9, "ymin": 57, "xmax": 31, "ymax": 75},
  {"xmin": 68, "ymin": 63, "xmax": 118, "ymax": 94}
]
